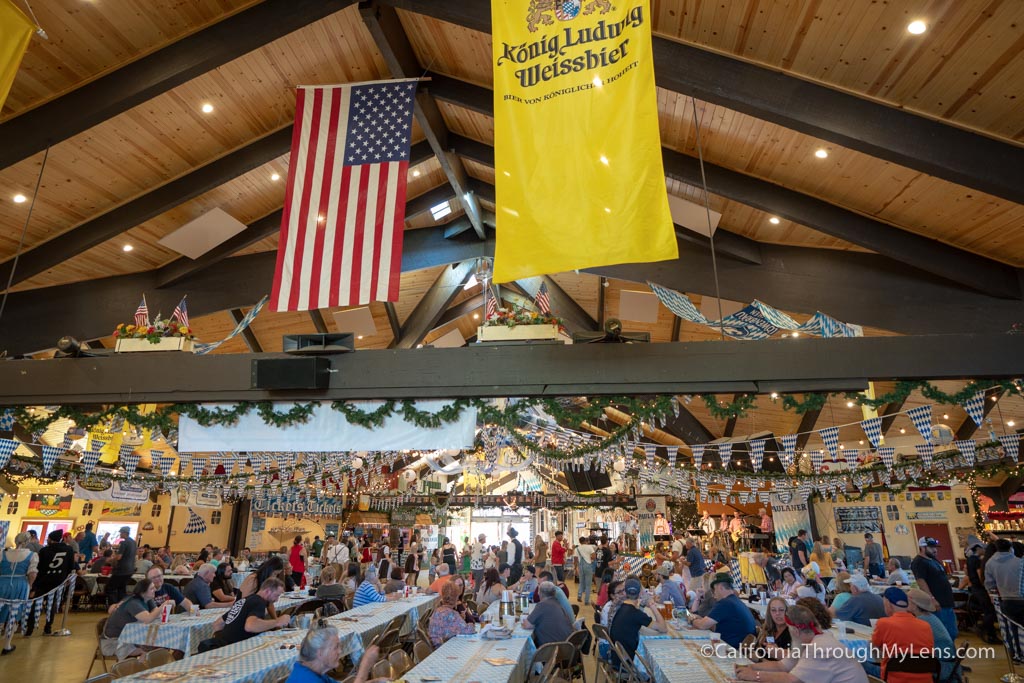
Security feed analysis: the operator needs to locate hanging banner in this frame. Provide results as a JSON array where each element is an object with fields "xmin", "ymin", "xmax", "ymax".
[
  {"xmin": 252, "ymin": 496, "xmax": 347, "ymax": 516},
  {"xmin": 73, "ymin": 479, "xmax": 150, "ymax": 503},
  {"xmin": 491, "ymin": 0, "xmax": 677, "ymax": 282},
  {"xmin": 178, "ymin": 400, "xmax": 477, "ymax": 452},
  {"xmin": 101, "ymin": 503, "xmax": 142, "ymax": 517},
  {"xmin": 769, "ymin": 493, "xmax": 812, "ymax": 553},
  {"xmin": 635, "ymin": 495, "xmax": 667, "ymax": 549},
  {"xmin": 25, "ymin": 493, "xmax": 73, "ymax": 518},
  {"xmin": 171, "ymin": 485, "xmax": 223, "ymax": 509}
]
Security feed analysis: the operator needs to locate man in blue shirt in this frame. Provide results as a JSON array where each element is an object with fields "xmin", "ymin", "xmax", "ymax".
[
  {"xmin": 146, "ymin": 566, "xmax": 193, "ymax": 613},
  {"xmin": 831, "ymin": 574, "xmax": 886, "ymax": 625},
  {"xmin": 655, "ymin": 561, "xmax": 687, "ymax": 607},
  {"xmin": 287, "ymin": 624, "xmax": 343, "ymax": 683},
  {"xmin": 689, "ymin": 574, "xmax": 757, "ymax": 649},
  {"xmin": 683, "ymin": 537, "xmax": 707, "ymax": 590},
  {"xmin": 79, "ymin": 522, "xmax": 99, "ymax": 563}
]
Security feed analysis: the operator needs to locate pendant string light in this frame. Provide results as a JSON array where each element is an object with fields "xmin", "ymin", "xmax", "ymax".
[{"xmin": 689, "ymin": 97, "xmax": 726, "ymax": 341}]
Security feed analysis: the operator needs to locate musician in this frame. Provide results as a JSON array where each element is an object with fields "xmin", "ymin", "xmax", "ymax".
[
  {"xmin": 729, "ymin": 512, "xmax": 744, "ymax": 536},
  {"xmin": 759, "ymin": 508, "xmax": 773, "ymax": 535},
  {"xmin": 653, "ymin": 512, "xmax": 670, "ymax": 537},
  {"xmin": 699, "ymin": 511, "xmax": 717, "ymax": 539}
]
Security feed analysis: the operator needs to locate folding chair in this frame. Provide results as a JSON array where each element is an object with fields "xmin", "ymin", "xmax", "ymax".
[
  {"xmin": 87, "ymin": 617, "xmax": 114, "ymax": 679},
  {"xmin": 413, "ymin": 638, "xmax": 433, "ymax": 663},
  {"xmin": 566, "ymin": 629, "xmax": 590, "ymax": 683},
  {"xmin": 143, "ymin": 648, "xmax": 176, "ymax": 668},
  {"xmin": 110, "ymin": 657, "xmax": 146, "ymax": 678},
  {"xmin": 371, "ymin": 659, "xmax": 392, "ymax": 679},
  {"xmin": 590, "ymin": 623, "xmax": 617, "ymax": 683},
  {"xmin": 389, "ymin": 649, "xmax": 413, "ymax": 676},
  {"xmin": 529, "ymin": 642, "xmax": 576, "ymax": 683},
  {"xmin": 611, "ymin": 641, "xmax": 646, "ymax": 683}
]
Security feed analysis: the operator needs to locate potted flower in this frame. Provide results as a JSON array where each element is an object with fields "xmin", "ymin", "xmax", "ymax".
[
  {"xmin": 477, "ymin": 305, "xmax": 570, "ymax": 343},
  {"xmin": 113, "ymin": 317, "xmax": 196, "ymax": 353}
]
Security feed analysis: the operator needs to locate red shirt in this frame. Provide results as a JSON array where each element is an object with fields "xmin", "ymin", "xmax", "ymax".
[
  {"xmin": 871, "ymin": 611, "xmax": 934, "ymax": 683},
  {"xmin": 551, "ymin": 540, "xmax": 566, "ymax": 565}
]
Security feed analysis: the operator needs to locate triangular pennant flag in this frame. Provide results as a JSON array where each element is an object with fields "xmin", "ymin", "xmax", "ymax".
[
  {"xmin": 999, "ymin": 434, "xmax": 1021, "ymax": 462},
  {"xmin": 644, "ymin": 444, "xmax": 657, "ymax": 471},
  {"xmin": 183, "ymin": 508, "xmax": 207, "ymax": 534},
  {"xmin": 718, "ymin": 443, "xmax": 732, "ymax": 469},
  {"xmin": 780, "ymin": 433, "xmax": 797, "ymax": 455},
  {"xmin": 749, "ymin": 439, "xmax": 766, "ymax": 472},
  {"xmin": 819, "ymin": 426, "xmax": 840, "ymax": 459},
  {"xmin": 0, "ymin": 438, "xmax": 17, "ymax": 469},
  {"xmin": 691, "ymin": 444, "xmax": 704, "ymax": 469},
  {"xmin": 906, "ymin": 405, "xmax": 933, "ymax": 443},
  {"xmin": 915, "ymin": 443, "xmax": 934, "ymax": 470},
  {"xmin": 954, "ymin": 440, "xmax": 977, "ymax": 467},
  {"xmin": 860, "ymin": 417, "xmax": 883, "ymax": 448},
  {"xmin": 122, "ymin": 450, "xmax": 141, "ymax": 478},
  {"xmin": 61, "ymin": 434, "xmax": 78, "ymax": 450},
  {"xmin": 878, "ymin": 446, "xmax": 895, "ymax": 471},
  {"xmin": 669, "ymin": 448, "xmax": 678, "ymax": 469},
  {"xmin": 0, "ymin": 409, "xmax": 14, "ymax": 432},
  {"xmin": 41, "ymin": 445, "xmax": 63, "ymax": 474},
  {"xmin": 151, "ymin": 450, "xmax": 168, "ymax": 476},
  {"xmin": 117, "ymin": 442, "xmax": 136, "ymax": 465},
  {"xmin": 81, "ymin": 449, "xmax": 101, "ymax": 474},
  {"xmin": 962, "ymin": 390, "xmax": 986, "ymax": 427},
  {"xmin": 810, "ymin": 449, "xmax": 824, "ymax": 473},
  {"xmin": 192, "ymin": 457, "xmax": 206, "ymax": 478},
  {"xmin": 844, "ymin": 448, "xmax": 859, "ymax": 470}
]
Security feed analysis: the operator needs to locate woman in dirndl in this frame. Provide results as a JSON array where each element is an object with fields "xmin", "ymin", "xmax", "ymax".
[{"xmin": 0, "ymin": 532, "xmax": 39, "ymax": 655}]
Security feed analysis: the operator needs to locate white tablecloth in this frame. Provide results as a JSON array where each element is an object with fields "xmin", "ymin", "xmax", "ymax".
[{"xmin": 403, "ymin": 634, "xmax": 536, "ymax": 683}]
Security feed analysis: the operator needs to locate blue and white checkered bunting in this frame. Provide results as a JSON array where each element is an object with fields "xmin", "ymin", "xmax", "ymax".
[
  {"xmin": 122, "ymin": 449, "xmax": 141, "ymax": 478},
  {"xmin": 183, "ymin": 507, "xmax": 207, "ymax": 534},
  {"xmin": 810, "ymin": 449, "xmax": 823, "ymax": 473},
  {"xmin": 906, "ymin": 405, "xmax": 933, "ymax": 443},
  {"xmin": 691, "ymin": 444, "xmax": 704, "ymax": 468},
  {"xmin": 749, "ymin": 439, "xmax": 765, "ymax": 472},
  {"xmin": 779, "ymin": 433, "xmax": 797, "ymax": 465},
  {"xmin": 644, "ymin": 444, "xmax": 657, "ymax": 471},
  {"xmin": 193, "ymin": 295, "xmax": 269, "ymax": 355},
  {"xmin": 962, "ymin": 390, "xmax": 987, "ymax": 427},
  {"xmin": 152, "ymin": 450, "xmax": 170, "ymax": 476},
  {"xmin": 0, "ymin": 410, "xmax": 14, "ymax": 432},
  {"xmin": 915, "ymin": 443, "xmax": 934, "ymax": 470},
  {"xmin": 819, "ymin": 426, "xmax": 840, "ymax": 459},
  {"xmin": 61, "ymin": 434, "xmax": 78, "ymax": 450},
  {"xmin": 192, "ymin": 457, "xmax": 206, "ymax": 478},
  {"xmin": 0, "ymin": 438, "xmax": 17, "ymax": 468},
  {"xmin": 718, "ymin": 443, "xmax": 732, "ymax": 469},
  {"xmin": 878, "ymin": 446, "xmax": 895, "ymax": 471},
  {"xmin": 81, "ymin": 449, "xmax": 101, "ymax": 474},
  {"xmin": 117, "ymin": 442, "xmax": 135, "ymax": 463},
  {"xmin": 41, "ymin": 445, "xmax": 63, "ymax": 474},
  {"xmin": 954, "ymin": 440, "xmax": 976, "ymax": 466},
  {"xmin": 860, "ymin": 417, "xmax": 883, "ymax": 447},
  {"xmin": 1000, "ymin": 435, "xmax": 1021, "ymax": 462},
  {"xmin": 729, "ymin": 558, "xmax": 743, "ymax": 586},
  {"xmin": 844, "ymin": 448, "xmax": 859, "ymax": 469}
]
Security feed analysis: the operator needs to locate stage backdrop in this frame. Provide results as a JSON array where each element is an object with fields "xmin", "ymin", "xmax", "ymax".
[{"xmin": 635, "ymin": 495, "xmax": 667, "ymax": 549}]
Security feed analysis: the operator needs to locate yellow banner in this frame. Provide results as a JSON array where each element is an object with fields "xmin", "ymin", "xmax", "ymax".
[
  {"xmin": 0, "ymin": 0, "xmax": 34, "ymax": 111},
  {"xmin": 491, "ymin": 0, "xmax": 677, "ymax": 283}
]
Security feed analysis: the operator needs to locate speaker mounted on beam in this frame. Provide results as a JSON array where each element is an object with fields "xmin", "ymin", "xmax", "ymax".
[
  {"xmin": 251, "ymin": 356, "xmax": 330, "ymax": 390},
  {"xmin": 282, "ymin": 333, "xmax": 355, "ymax": 355}
]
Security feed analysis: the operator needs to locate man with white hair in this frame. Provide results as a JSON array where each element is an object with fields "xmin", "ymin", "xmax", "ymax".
[
  {"xmin": 428, "ymin": 562, "xmax": 453, "ymax": 594},
  {"xmin": 522, "ymin": 581, "xmax": 574, "ymax": 647},
  {"xmin": 184, "ymin": 563, "xmax": 235, "ymax": 609},
  {"xmin": 287, "ymin": 624, "xmax": 343, "ymax": 682},
  {"xmin": 830, "ymin": 574, "xmax": 885, "ymax": 626}
]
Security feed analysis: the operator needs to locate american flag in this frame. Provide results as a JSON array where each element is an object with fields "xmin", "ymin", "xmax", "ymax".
[
  {"xmin": 171, "ymin": 296, "xmax": 189, "ymax": 328},
  {"xmin": 134, "ymin": 296, "xmax": 150, "ymax": 327},
  {"xmin": 271, "ymin": 79, "xmax": 420, "ymax": 311},
  {"xmin": 485, "ymin": 286, "xmax": 498, "ymax": 319},
  {"xmin": 535, "ymin": 281, "xmax": 551, "ymax": 314}
]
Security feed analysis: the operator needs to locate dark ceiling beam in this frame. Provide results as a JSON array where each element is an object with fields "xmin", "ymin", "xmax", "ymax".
[
  {"xmin": 383, "ymin": 302, "xmax": 402, "ymax": 349},
  {"xmin": 597, "ymin": 278, "xmax": 607, "ymax": 329},
  {"xmin": 308, "ymin": 310, "xmax": 329, "ymax": 334},
  {"xmin": 3, "ymin": 334, "xmax": 1023, "ymax": 405},
  {"xmin": 514, "ymin": 276, "xmax": 599, "ymax": 335},
  {"xmin": 229, "ymin": 309, "xmax": 263, "ymax": 353},
  {"xmin": 793, "ymin": 409, "xmax": 824, "ymax": 451},
  {"xmin": 586, "ymin": 236, "xmax": 1024, "ymax": 338},
  {"xmin": 394, "ymin": 260, "xmax": 477, "ymax": 348},
  {"xmin": 434, "ymin": 293, "xmax": 484, "ymax": 329},
  {"xmin": 431, "ymin": 77, "xmax": 1018, "ymax": 298},
  {"xmin": 955, "ymin": 388, "xmax": 1005, "ymax": 440},
  {"xmin": 0, "ymin": 0, "xmax": 357, "ymax": 170},
  {"xmin": 670, "ymin": 316, "xmax": 682, "ymax": 342},
  {"xmin": 359, "ymin": 1, "xmax": 486, "ymax": 240},
  {"xmin": 879, "ymin": 399, "xmax": 908, "ymax": 435},
  {"xmin": 722, "ymin": 394, "xmax": 743, "ymax": 437},
  {"xmin": 661, "ymin": 401, "xmax": 716, "ymax": 445},
  {"xmin": 383, "ymin": 2, "xmax": 1024, "ymax": 206},
  {"xmin": 0, "ymin": 226, "xmax": 495, "ymax": 355}
]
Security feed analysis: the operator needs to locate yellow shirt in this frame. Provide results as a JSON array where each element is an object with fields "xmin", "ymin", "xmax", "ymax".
[{"xmin": 810, "ymin": 551, "xmax": 835, "ymax": 578}]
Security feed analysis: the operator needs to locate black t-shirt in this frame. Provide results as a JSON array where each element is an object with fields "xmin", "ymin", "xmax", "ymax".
[
  {"xmin": 596, "ymin": 547, "xmax": 611, "ymax": 572},
  {"xmin": 511, "ymin": 538, "xmax": 523, "ymax": 565},
  {"xmin": 220, "ymin": 594, "xmax": 269, "ymax": 645},
  {"xmin": 911, "ymin": 555, "xmax": 955, "ymax": 608},
  {"xmin": 789, "ymin": 538, "xmax": 805, "ymax": 571},
  {"xmin": 36, "ymin": 542, "xmax": 76, "ymax": 589},
  {"xmin": 115, "ymin": 538, "xmax": 137, "ymax": 576},
  {"xmin": 966, "ymin": 554, "xmax": 985, "ymax": 590},
  {"xmin": 609, "ymin": 602, "xmax": 652, "ymax": 665}
]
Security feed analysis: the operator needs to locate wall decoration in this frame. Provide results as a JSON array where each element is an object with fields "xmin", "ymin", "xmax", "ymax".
[
  {"xmin": 73, "ymin": 479, "xmax": 150, "ymax": 502},
  {"xmin": 101, "ymin": 503, "xmax": 142, "ymax": 517},
  {"xmin": 25, "ymin": 493, "xmax": 73, "ymax": 517},
  {"xmin": 834, "ymin": 506, "xmax": 884, "ymax": 534}
]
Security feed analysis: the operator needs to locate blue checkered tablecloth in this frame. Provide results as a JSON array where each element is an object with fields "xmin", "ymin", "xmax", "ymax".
[
  {"xmin": 231, "ymin": 571, "xmax": 252, "ymax": 589},
  {"xmin": 403, "ymin": 634, "xmax": 536, "ymax": 683},
  {"xmin": 119, "ymin": 595, "xmax": 437, "ymax": 683},
  {"xmin": 637, "ymin": 637, "xmax": 739, "ymax": 683},
  {"xmin": 119, "ymin": 608, "xmax": 228, "ymax": 655}
]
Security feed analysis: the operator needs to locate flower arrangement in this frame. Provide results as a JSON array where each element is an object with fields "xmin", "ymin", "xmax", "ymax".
[
  {"xmin": 482, "ymin": 305, "xmax": 565, "ymax": 330},
  {"xmin": 113, "ymin": 318, "xmax": 194, "ymax": 344}
]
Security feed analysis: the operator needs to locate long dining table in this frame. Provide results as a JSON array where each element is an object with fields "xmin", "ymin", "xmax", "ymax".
[
  {"xmin": 117, "ymin": 594, "xmax": 436, "ymax": 683},
  {"xmin": 402, "ymin": 633, "xmax": 536, "ymax": 683}
]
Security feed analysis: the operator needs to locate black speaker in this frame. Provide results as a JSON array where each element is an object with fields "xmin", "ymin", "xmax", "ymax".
[
  {"xmin": 562, "ymin": 466, "xmax": 612, "ymax": 493},
  {"xmin": 251, "ymin": 357, "xmax": 330, "ymax": 390}
]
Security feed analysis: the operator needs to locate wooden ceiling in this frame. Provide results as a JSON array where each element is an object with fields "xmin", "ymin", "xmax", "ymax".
[{"xmin": 1, "ymin": 1, "xmax": 1023, "ymax": 443}]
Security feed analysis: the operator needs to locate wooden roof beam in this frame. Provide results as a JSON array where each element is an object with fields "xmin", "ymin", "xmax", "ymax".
[
  {"xmin": 383, "ymin": 3, "xmax": 1024, "ymax": 205},
  {"xmin": 514, "ymin": 275, "xmax": 598, "ymax": 335},
  {"xmin": 660, "ymin": 400, "xmax": 716, "ymax": 446},
  {"xmin": 430, "ymin": 77, "xmax": 1019, "ymax": 298},
  {"xmin": 394, "ymin": 260, "xmax": 477, "ymax": 348},
  {"xmin": 230, "ymin": 309, "xmax": 263, "ymax": 353},
  {"xmin": 0, "ymin": 0, "xmax": 357, "ymax": 170},
  {"xmin": 360, "ymin": 2, "xmax": 486, "ymax": 240}
]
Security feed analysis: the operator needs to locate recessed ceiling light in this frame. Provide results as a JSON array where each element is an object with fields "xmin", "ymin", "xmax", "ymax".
[
  {"xmin": 12, "ymin": 194, "xmax": 26, "ymax": 203},
  {"xmin": 411, "ymin": 169, "xmax": 420, "ymax": 177},
  {"xmin": 1010, "ymin": 420, "xmax": 1017, "ymax": 427},
  {"xmin": 942, "ymin": 414, "xmax": 949, "ymax": 420},
  {"xmin": 769, "ymin": 216, "xmax": 780, "ymax": 224},
  {"xmin": 846, "ymin": 401, "xmax": 855, "ymax": 408},
  {"xmin": 472, "ymin": 313, "xmax": 480, "ymax": 319},
  {"xmin": 270, "ymin": 173, "xmax": 280, "ymax": 182},
  {"xmin": 900, "ymin": 428, "xmax": 906, "ymax": 434},
  {"xmin": 122, "ymin": 244, "xmax": 133, "ymax": 252},
  {"xmin": 790, "ymin": 332, "xmax": 799, "ymax": 338},
  {"xmin": 814, "ymin": 149, "xmax": 829, "ymax": 159},
  {"xmin": 907, "ymin": 20, "xmax": 927, "ymax": 35},
  {"xmin": 201, "ymin": 103, "xmax": 214, "ymax": 114},
  {"xmin": 357, "ymin": 335, "xmax": 364, "ymax": 340}
]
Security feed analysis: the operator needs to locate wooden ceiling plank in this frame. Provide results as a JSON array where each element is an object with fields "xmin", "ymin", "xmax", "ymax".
[
  {"xmin": 383, "ymin": 1, "xmax": 1024, "ymax": 206},
  {"xmin": 514, "ymin": 275, "xmax": 598, "ymax": 336},
  {"xmin": 395, "ymin": 260, "xmax": 477, "ymax": 348},
  {"xmin": 0, "ymin": 0, "xmax": 357, "ymax": 170},
  {"xmin": 360, "ymin": 2, "xmax": 486, "ymax": 240}
]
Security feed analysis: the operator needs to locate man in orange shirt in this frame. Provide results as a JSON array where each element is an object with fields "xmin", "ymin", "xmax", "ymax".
[
  {"xmin": 427, "ymin": 562, "xmax": 453, "ymax": 594},
  {"xmin": 869, "ymin": 587, "xmax": 936, "ymax": 682}
]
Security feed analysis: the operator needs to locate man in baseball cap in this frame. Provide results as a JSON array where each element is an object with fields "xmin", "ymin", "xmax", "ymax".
[
  {"xmin": 689, "ymin": 574, "xmax": 756, "ymax": 649},
  {"xmin": 911, "ymin": 535, "xmax": 958, "ymax": 640},
  {"xmin": 831, "ymin": 573, "xmax": 885, "ymax": 626},
  {"xmin": 869, "ymin": 586, "xmax": 935, "ymax": 681},
  {"xmin": 907, "ymin": 588, "xmax": 957, "ymax": 680},
  {"xmin": 654, "ymin": 561, "xmax": 686, "ymax": 607},
  {"xmin": 609, "ymin": 578, "xmax": 666, "ymax": 667}
]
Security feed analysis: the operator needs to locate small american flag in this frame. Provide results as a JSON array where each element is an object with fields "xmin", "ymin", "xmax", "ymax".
[
  {"xmin": 271, "ymin": 79, "xmax": 419, "ymax": 311},
  {"xmin": 485, "ymin": 286, "xmax": 497, "ymax": 319},
  {"xmin": 535, "ymin": 281, "xmax": 551, "ymax": 315},
  {"xmin": 134, "ymin": 296, "xmax": 150, "ymax": 327},
  {"xmin": 172, "ymin": 296, "xmax": 189, "ymax": 328}
]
